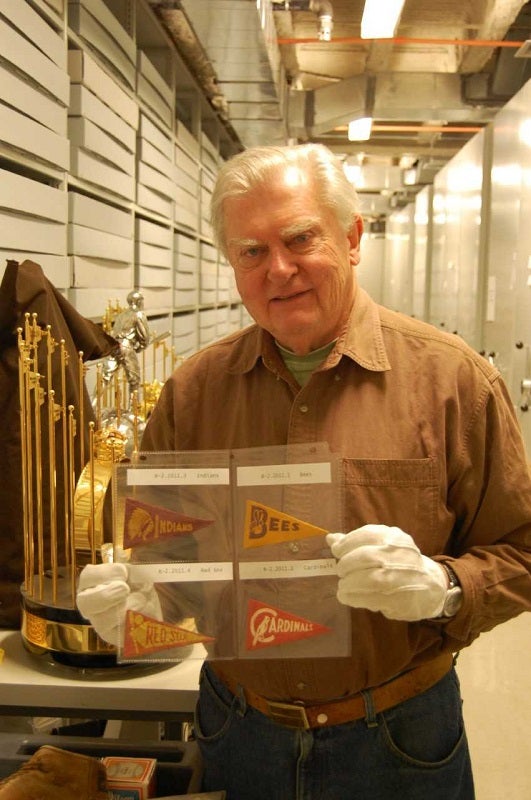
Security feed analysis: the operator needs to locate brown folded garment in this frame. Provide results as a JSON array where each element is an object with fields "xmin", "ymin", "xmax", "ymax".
[
  {"xmin": 0, "ymin": 259, "xmax": 117, "ymax": 628},
  {"xmin": 0, "ymin": 745, "xmax": 107, "ymax": 800}
]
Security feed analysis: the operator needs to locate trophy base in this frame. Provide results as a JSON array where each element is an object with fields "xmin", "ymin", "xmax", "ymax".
[{"xmin": 20, "ymin": 572, "xmax": 120, "ymax": 670}]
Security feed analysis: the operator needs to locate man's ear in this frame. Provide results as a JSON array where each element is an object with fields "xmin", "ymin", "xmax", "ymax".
[{"xmin": 348, "ymin": 216, "xmax": 364, "ymax": 266}]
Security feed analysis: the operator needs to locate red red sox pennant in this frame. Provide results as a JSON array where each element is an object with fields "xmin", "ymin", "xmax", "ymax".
[
  {"xmin": 123, "ymin": 610, "xmax": 215, "ymax": 658},
  {"xmin": 123, "ymin": 497, "xmax": 214, "ymax": 548},
  {"xmin": 246, "ymin": 598, "xmax": 332, "ymax": 650}
]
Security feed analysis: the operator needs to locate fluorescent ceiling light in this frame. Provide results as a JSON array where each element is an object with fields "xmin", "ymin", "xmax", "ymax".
[
  {"xmin": 348, "ymin": 117, "xmax": 373, "ymax": 141},
  {"xmin": 361, "ymin": 0, "xmax": 406, "ymax": 39}
]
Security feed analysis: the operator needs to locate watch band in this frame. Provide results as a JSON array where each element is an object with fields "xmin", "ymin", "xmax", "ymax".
[{"xmin": 441, "ymin": 562, "xmax": 460, "ymax": 589}]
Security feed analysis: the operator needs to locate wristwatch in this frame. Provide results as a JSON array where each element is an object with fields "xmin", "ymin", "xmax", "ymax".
[{"xmin": 439, "ymin": 562, "xmax": 463, "ymax": 617}]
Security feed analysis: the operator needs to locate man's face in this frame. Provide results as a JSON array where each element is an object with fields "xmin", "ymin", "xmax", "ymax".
[{"xmin": 223, "ymin": 166, "xmax": 362, "ymax": 355}]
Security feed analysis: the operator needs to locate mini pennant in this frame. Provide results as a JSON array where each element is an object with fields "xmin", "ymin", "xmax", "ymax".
[
  {"xmin": 123, "ymin": 497, "xmax": 213, "ymax": 548},
  {"xmin": 243, "ymin": 500, "xmax": 328, "ymax": 548},
  {"xmin": 122, "ymin": 610, "xmax": 214, "ymax": 658},
  {"xmin": 246, "ymin": 598, "xmax": 331, "ymax": 650}
]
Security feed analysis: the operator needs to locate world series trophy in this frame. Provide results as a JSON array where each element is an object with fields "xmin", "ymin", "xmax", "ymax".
[{"xmin": 17, "ymin": 301, "xmax": 177, "ymax": 669}]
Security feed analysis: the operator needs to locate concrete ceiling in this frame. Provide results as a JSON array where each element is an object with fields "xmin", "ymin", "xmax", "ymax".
[{"xmin": 150, "ymin": 0, "xmax": 531, "ymax": 214}]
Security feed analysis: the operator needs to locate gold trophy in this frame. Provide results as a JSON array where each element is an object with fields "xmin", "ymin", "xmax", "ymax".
[{"xmin": 17, "ymin": 301, "xmax": 178, "ymax": 669}]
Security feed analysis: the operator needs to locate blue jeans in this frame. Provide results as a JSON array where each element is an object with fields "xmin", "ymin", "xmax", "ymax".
[{"xmin": 194, "ymin": 661, "xmax": 475, "ymax": 800}]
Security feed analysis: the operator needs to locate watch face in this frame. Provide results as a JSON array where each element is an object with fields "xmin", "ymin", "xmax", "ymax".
[{"xmin": 443, "ymin": 586, "xmax": 463, "ymax": 617}]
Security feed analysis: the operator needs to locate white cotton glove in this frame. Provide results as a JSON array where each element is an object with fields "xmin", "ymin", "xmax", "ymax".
[
  {"xmin": 76, "ymin": 562, "xmax": 162, "ymax": 646},
  {"xmin": 326, "ymin": 524, "xmax": 448, "ymax": 621}
]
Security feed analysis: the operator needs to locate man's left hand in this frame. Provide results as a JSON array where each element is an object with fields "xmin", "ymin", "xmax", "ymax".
[{"xmin": 326, "ymin": 525, "xmax": 448, "ymax": 621}]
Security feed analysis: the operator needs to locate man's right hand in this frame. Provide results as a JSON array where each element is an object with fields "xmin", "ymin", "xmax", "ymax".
[{"xmin": 76, "ymin": 563, "xmax": 162, "ymax": 647}]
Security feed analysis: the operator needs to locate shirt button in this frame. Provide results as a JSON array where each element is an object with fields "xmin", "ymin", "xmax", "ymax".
[
  {"xmin": 299, "ymin": 404, "xmax": 309, "ymax": 413},
  {"xmin": 334, "ymin": 374, "xmax": 341, "ymax": 381},
  {"xmin": 317, "ymin": 713, "xmax": 328, "ymax": 724},
  {"xmin": 297, "ymin": 682, "xmax": 306, "ymax": 691}
]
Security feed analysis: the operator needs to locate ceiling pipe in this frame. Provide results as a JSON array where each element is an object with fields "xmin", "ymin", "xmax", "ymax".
[
  {"xmin": 277, "ymin": 35, "xmax": 526, "ymax": 47},
  {"xmin": 273, "ymin": 0, "xmax": 334, "ymax": 41}
]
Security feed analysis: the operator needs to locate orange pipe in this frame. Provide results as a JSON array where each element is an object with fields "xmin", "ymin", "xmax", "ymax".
[{"xmin": 278, "ymin": 35, "xmax": 526, "ymax": 47}]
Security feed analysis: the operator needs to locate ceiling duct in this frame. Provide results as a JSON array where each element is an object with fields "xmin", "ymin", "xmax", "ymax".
[{"xmin": 152, "ymin": 0, "xmax": 290, "ymax": 147}]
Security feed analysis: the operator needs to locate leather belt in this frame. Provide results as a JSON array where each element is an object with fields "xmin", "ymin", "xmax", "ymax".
[{"xmin": 214, "ymin": 652, "xmax": 454, "ymax": 730}]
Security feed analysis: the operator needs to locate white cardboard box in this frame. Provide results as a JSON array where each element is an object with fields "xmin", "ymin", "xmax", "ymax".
[
  {"xmin": 139, "ymin": 113, "xmax": 173, "ymax": 161},
  {"xmin": 137, "ymin": 264, "xmax": 172, "ymax": 288},
  {"xmin": 69, "ymin": 84, "xmax": 136, "ymax": 153},
  {"xmin": 0, "ymin": 104, "xmax": 69, "ymax": 170},
  {"xmin": 68, "ymin": 49, "xmax": 138, "ymax": 129},
  {"xmin": 175, "ymin": 121, "xmax": 200, "ymax": 159},
  {"xmin": 174, "ymin": 166, "xmax": 197, "ymax": 196},
  {"xmin": 0, "ymin": 168, "xmax": 67, "ymax": 223},
  {"xmin": 67, "ymin": 286, "xmax": 130, "ymax": 318},
  {"xmin": 68, "ymin": 222, "xmax": 133, "ymax": 262},
  {"xmin": 175, "ymin": 252, "xmax": 197, "ymax": 273},
  {"xmin": 0, "ymin": 14, "xmax": 68, "ymax": 104},
  {"xmin": 0, "ymin": 251, "xmax": 69, "ymax": 288},
  {"xmin": 174, "ymin": 287, "xmax": 198, "ymax": 307},
  {"xmin": 175, "ymin": 233, "xmax": 197, "ymax": 257},
  {"xmin": 173, "ymin": 313, "xmax": 197, "ymax": 337},
  {"xmin": 201, "ymin": 242, "xmax": 218, "ymax": 263},
  {"xmin": 137, "ymin": 161, "xmax": 174, "ymax": 201},
  {"xmin": 68, "ymin": 117, "xmax": 135, "ymax": 175},
  {"xmin": 138, "ymin": 51, "xmax": 173, "ymax": 107},
  {"xmin": 68, "ymin": 1, "xmax": 136, "ymax": 88},
  {"xmin": 136, "ymin": 218, "xmax": 172, "ymax": 249},
  {"xmin": 175, "ymin": 270, "xmax": 197, "ymax": 290},
  {"xmin": 137, "ymin": 286, "xmax": 172, "ymax": 311},
  {"xmin": 136, "ymin": 184, "xmax": 173, "ymax": 219},
  {"xmin": 138, "ymin": 138, "xmax": 173, "ymax": 178},
  {"xmin": 173, "ymin": 330, "xmax": 198, "ymax": 356},
  {"xmin": 137, "ymin": 74, "xmax": 172, "ymax": 128},
  {"xmin": 68, "ymin": 117, "xmax": 136, "ymax": 175},
  {"xmin": 0, "ymin": 61, "xmax": 66, "ymax": 136},
  {"xmin": 1, "ymin": 0, "xmax": 66, "ymax": 69},
  {"xmin": 74, "ymin": 0, "xmax": 136, "ymax": 62},
  {"xmin": 175, "ymin": 145, "xmax": 200, "ymax": 180},
  {"xmin": 70, "ymin": 255, "xmax": 133, "ymax": 288},
  {"xmin": 137, "ymin": 241, "xmax": 172, "ymax": 269},
  {"xmin": 70, "ymin": 147, "xmax": 135, "ymax": 200},
  {"xmin": 0, "ymin": 209, "xmax": 66, "ymax": 255},
  {"xmin": 68, "ymin": 192, "xmax": 131, "ymax": 237}
]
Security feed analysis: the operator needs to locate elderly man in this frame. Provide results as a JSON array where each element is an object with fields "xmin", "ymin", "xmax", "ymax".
[{"xmin": 78, "ymin": 143, "xmax": 531, "ymax": 800}]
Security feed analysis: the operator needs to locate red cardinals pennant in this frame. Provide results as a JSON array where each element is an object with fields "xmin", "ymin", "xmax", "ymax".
[{"xmin": 246, "ymin": 598, "xmax": 331, "ymax": 650}]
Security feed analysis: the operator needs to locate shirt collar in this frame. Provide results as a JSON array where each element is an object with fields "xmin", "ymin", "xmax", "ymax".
[{"xmin": 227, "ymin": 287, "xmax": 391, "ymax": 375}]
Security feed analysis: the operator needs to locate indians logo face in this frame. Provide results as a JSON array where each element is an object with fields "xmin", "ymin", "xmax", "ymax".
[
  {"xmin": 123, "ymin": 497, "xmax": 213, "ymax": 548},
  {"xmin": 243, "ymin": 501, "xmax": 328, "ymax": 548},
  {"xmin": 122, "ymin": 610, "xmax": 214, "ymax": 658},
  {"xmin": 246, "ymin": 599, "xmax": 331, "ymax": 650}
]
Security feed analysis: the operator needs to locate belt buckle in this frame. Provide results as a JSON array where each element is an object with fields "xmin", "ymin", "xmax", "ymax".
[{"xmin": 264, "ymin": 699, "xmax": 310, "ymax": 730}]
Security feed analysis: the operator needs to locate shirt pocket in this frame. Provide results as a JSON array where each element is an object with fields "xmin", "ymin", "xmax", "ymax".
[{"xmin": 342, "ymin": 457, "xmax": 441, "ymax": 555}]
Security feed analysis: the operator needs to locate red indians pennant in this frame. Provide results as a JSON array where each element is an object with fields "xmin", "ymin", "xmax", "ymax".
[
  {"xmin": 123, "ymin": 497, "xmax": 213, "ymax": 548},
  {"xmin": 243, "ymin": 500, "xmax": 328, "ymax": 548},
  {"xmin": 123, "ymin": 610, "xmax": 215, "ymax": 658},
  {"xmin": 246, "ymin": 598, "xmax": 331, "ymax": 650}
]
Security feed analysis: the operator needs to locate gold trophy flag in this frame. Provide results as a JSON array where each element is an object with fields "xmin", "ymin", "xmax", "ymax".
[
  {"xmin": 123, "ymin": 610, "xmax": 214, "ymax": 657},
  {"xmin": 123, "ymin": 497, "xmax": 214, "ymax": 548},
  {"xmin": 243, "ymin": 500, "xmax": 328, "ymax": 548}
]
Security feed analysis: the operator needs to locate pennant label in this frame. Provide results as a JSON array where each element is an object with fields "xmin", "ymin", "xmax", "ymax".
[
  {"xmin": 246, "ymin": 599, "xmax": 331, "ymax": 650},
  {"xmin": 123, "ymin": 497, "xmax": 213, "ymax": 547},
  {"xmin": 243, "ymin": 500, "xmax": 328, "ymax": 548},
  {"xmin": 123, "ymin": 610, "xmax": 214, "ymax": 657}
]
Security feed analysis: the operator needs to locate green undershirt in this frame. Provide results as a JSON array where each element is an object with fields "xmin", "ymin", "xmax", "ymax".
[{"xmin": 276, "ymin": 341, "xmax": 336, "ymax": 387}]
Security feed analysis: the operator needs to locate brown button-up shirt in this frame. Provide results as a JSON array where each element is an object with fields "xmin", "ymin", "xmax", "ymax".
[{"xmin": 141, "ymin": 287, "xmax": 531, "ymax": 701}]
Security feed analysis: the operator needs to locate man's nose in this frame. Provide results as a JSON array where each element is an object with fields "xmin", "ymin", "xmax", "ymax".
[{"xmin": 266, "ymin": 245, "xmax": 297, "ymax": 280}]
